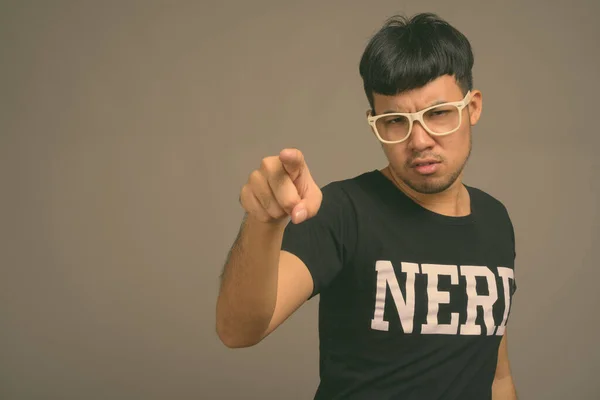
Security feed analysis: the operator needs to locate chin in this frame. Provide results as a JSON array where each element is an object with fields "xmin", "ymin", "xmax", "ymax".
[
  {"xmin": 403, "ymin": 173, "xmax": 459, "ymax": 195},
  {"xmin": 407, "ymin": 181, "xmax": 452, "ymax": 194}
]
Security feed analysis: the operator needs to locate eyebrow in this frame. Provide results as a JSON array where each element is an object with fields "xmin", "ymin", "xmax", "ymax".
[{"xmin": 382, "ymin": 99, "xmax": 448, "ymax": 114}]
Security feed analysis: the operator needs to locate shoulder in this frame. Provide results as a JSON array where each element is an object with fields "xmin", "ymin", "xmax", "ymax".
[
  {"xmin": 303, "ymin": 170, "xmax": 385, "ymax": 228},
  {"xmin": 315, "ymin": 170, "xmax": 382, "ymax": 216},
  {"xmin": 320, "ymin": 170, "xmax": 382, "ymax": 199},
  {"xmin": 468, "ymin": 185, "xmax": 517, "ymax": 248},
  {"xmin": 467, "ymin": 185, "xmax": 511, "ymax": 216},
  {"xmin": 467, "ymin": 185, "xmax": 515, "ymax": 236}
]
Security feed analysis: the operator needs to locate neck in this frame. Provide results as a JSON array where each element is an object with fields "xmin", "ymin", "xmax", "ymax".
[{"xmin": 381, "ymin": 166, "xmax": 470, "ymax": 217}]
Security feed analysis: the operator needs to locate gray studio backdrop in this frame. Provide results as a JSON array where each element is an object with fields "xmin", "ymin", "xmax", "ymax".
[{"xmin": 1, "ymin": 1, "xmax": 598, "ymax": 399}]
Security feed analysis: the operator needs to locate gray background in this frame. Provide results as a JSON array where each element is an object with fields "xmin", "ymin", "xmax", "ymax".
[{"xmin": 1, "ymin": 0, "xmax": 599, "ymax": 399}]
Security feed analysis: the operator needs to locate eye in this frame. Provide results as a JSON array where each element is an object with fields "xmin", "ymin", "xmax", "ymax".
[{"xmin": 383, "ymin": 116, "xmax": 408, "ymax": 126}]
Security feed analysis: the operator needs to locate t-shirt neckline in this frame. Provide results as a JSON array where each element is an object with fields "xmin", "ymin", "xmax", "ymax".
[{"xmin": 370, "ymin": 169, "xmax": 477, "ymax": 226}]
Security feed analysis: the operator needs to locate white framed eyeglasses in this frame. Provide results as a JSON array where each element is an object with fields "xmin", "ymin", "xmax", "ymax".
[{"xmin": 367, "ymin": 91, "xmax": 474, "ymax": 144}]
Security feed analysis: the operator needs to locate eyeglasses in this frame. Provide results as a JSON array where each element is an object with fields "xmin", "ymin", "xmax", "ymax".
[{"xmin": 367, "ymin": 91, "xmax": 473, "ymax": 144}]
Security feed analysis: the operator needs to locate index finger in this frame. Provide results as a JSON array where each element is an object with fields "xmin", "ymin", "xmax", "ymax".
[
  {"xmin": 267, "ymin": 164, "xmax": 302, "ymax": 215},
  {"xmin": 279, "ymin": 148, "xmax": 305, "ymax": 181}
]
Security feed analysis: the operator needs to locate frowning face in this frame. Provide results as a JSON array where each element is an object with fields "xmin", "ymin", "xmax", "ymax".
[{"xmin": 369, "ymin": 75, "xmax": 482, "ymax": 195}]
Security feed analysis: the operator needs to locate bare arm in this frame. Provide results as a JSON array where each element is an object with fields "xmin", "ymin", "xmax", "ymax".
[
  {"xmin": 492, "ymin": 330, "xmax": 517, "ymax": 399},
  {"xmin": 215, "ymin": 148, "xmax": 322, "ymax": 348},
  {"xmin": 215, "ymin": 216, "xmax": 313, "ymax": 348}
]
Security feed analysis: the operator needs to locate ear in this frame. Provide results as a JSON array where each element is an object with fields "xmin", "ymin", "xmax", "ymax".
[{"xmin": 468, "ymin": 90, "xmax": 483, "ymax": 126}]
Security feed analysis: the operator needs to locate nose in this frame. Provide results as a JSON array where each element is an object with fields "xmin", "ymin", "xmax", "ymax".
[{"xmin": 408, "ymin": 121, "xmax": 436, "ymax": 151}]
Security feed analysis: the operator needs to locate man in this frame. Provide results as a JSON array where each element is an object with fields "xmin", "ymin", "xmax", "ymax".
[{"xmin": 216, "ymin": 12, "xmax": 518, "ymax": 400}]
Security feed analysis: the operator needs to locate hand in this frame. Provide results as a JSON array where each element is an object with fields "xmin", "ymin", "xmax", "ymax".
[{"xmin": 240, "ymin": 148, "xmax": 323, "ymax": 225}]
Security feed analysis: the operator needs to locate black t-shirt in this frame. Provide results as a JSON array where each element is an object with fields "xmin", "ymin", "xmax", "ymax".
[{"xmin": 281, "ymin": 170, "xmax": 518, "ymax": 400}]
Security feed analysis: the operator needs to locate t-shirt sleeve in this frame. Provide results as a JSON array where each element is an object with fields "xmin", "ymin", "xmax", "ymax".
[
  {"xmin": 506, "ymin": 208, "xmax": 518, "ymax": 295},
  {"xmin": 281, "ymin": 182, "xmax": 357, "ymax": 299}
]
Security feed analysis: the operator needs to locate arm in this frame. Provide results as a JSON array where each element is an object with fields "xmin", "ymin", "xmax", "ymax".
[
  {"xmin": 216, "ymin": 148, "xmax": 322, "ymax": 349},
  {"xmin": 492, "ymin": 330, "xmax": 517, "ymax": 399},
  {"xmin": 215, "ymin": 215, "xmax": 313, "ymax": 348}
]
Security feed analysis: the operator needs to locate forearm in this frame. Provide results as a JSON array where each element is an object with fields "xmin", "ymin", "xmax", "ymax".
[
  {"xmin": 492, "ymin": 375, "xmax": 517, "ymax": 400},
  {"xmin": 216, "ymin": 215, "xmax": 287, "ymax": 347}
]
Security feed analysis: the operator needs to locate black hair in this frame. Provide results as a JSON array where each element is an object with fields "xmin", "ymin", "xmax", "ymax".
[{"xmin": 359, "ymin": 12, "xmax": 474, "ymax": 111}]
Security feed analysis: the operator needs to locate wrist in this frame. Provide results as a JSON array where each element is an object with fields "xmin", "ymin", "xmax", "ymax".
[{"xmin": 243, "ymin": 213, "xmax": 289, "ymax": 234}]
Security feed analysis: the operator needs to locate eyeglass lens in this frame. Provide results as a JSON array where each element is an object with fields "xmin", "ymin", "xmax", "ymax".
[{"xmin": 375, "ymin": 104, "xmax": 461, "ymax": 142}]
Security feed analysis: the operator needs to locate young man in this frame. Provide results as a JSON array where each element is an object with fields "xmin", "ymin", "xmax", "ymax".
[{"xmin": 216, "ymin": 12, "xmax": 518, "ymax": 400}]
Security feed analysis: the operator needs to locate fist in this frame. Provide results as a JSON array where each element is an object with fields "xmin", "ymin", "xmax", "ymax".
[{"xmin": 240, "ymin": 148, "xmax": 322, "ymax": 225}]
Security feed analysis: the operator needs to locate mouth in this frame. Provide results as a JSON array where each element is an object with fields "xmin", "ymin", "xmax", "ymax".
[{"xmin": 411, "ymin": 159, "xmax": 441, "ymax": 175}]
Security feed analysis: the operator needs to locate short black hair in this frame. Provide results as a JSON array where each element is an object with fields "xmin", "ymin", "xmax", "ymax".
[{"xmin": 359, "ymin": 12, "xmax": 474, "ymax": 111}]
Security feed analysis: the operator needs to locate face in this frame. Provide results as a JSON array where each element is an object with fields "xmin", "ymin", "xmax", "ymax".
[{"xmin": 369, "ymin": 75, "xmax": 482, "ymax": 195}]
